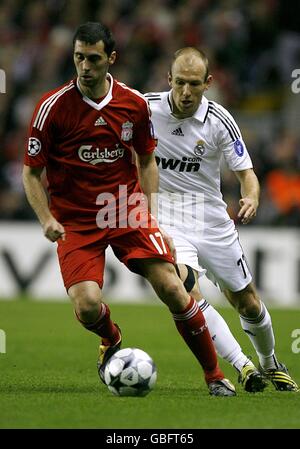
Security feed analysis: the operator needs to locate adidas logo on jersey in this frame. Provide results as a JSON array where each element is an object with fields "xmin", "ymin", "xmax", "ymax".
[
  {"xmin": 171, "ymin": 127, "xmax": 184, "ymax": 136},
  {"xmin": 94, "ymin": 116, "xmax": 107, "ymax": 126}
]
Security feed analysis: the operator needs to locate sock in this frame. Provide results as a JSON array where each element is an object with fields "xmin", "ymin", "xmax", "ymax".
[
  {"xmin": 198, "ymin": 299, "xmax": 249, "ymax": 372},
  {"xmin": 75, "ymin": 303, "xmax": 120, "ymax": 346},
  {"xmin": 239, "ymin": 301, "xmax": 279, "ymax": 370},
  {"xmin": 173, "ymin": 297, "xmax": 224, "ymax": 384}
]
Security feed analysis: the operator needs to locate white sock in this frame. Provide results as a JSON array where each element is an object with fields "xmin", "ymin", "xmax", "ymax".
[
  {"xmin": 198, "ymin": 299, "xmax": 249, "ymax": 372},
  {"xmin": 239, "ymin": 301, "xmax": 279, "ymax": 370}
]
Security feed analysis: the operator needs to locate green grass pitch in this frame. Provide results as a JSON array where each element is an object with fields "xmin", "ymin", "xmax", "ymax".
[{"xmin": 0, "ymin": 300, "xmax": 299, "ymax": 429}]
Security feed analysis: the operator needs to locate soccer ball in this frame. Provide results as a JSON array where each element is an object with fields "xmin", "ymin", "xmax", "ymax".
[{"xmin": 104, "ymin": 347, "xmax": 157, "ymax": 397}]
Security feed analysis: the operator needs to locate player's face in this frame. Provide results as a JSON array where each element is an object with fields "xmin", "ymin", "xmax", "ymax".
[
  {"xmin": 169, "ymin": 56, "xmax": 212, "ymax": 119},
  {"xmin": 73, "ymin": 40, "xmax": 116, "ymax": 90}
]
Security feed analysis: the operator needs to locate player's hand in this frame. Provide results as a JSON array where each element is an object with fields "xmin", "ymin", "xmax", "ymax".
[
  {"xmin": 43, "ymin": 217, "xmax": 66, "ymax": 242},
  {"xmin": 238, "ymin": 198, "xmax": 258, "ymax": 224},
  {"xmin": 160, "ymin": 227, "xmax": 177, "ymax": 262}
]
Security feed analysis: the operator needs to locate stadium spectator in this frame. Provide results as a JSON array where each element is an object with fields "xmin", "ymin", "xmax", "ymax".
[{"xmin": 264, "ymin": 133, "xmax": 300, "ymax": 225}]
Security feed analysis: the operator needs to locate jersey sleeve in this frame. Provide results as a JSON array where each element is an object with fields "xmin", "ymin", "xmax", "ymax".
[
  {"xmin": 24, "ymin": 98, "xmax": 54, "ymax": 167},
  {"xmin": 132, "ymin": 97, "xmax": 156, "ymax": 155},
  {"xmin": 217, "ymin": 106, "xmax": 253, "ymax": 171}
]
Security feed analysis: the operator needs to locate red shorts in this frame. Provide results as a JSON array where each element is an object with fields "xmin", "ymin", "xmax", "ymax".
[{"xmin": 57, "ymin": 222, "xmax": 174, "ymax": 291}]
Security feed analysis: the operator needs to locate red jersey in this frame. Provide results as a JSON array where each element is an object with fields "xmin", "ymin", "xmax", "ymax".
[{"xmin": 24, "ymin": 74, "xmax": 156, "ymax": 229}]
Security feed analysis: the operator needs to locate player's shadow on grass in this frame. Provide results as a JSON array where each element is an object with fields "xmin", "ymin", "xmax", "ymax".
[{"xmin": 155, "ymin": 386, "xmax": 207, "ymax": 396}]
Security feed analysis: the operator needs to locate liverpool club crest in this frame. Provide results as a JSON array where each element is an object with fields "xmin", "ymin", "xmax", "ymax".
[{"xmin": 121, "ymin": 121, "xmax": 133, "ymax": 141}]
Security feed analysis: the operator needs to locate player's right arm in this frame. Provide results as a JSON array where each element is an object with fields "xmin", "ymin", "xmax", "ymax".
[
  {"xmin": 23, "ymin": 85, "xmax": 70, "ymax": 242},
  {"xmin": 22, "ymin": 165, "xmax": 65, "ymax": 242}
]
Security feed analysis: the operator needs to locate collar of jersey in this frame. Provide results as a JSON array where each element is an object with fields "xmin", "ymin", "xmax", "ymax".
[
  {"xmin": 167, "ymin": 91, "xmax": 209, "ymax": 123},
  {"xmin": 76, "ymin": 73, "xmax": 113, "ymax": 110}
]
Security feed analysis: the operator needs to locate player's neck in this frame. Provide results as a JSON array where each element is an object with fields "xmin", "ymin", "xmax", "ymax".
[
  {"xmin": 78, "ymin": 77, "xmax": 110, "ymax": 102},
  {"xmin": 171, "ymin": 110, "xmax": 192, "ymax": 120},
  {"xmin": 170, "ymin": 96, "xmax": 191, "ymax": 120},
  {"xmin": 170, "ymin": 93, "xmax": 200, "ymax": 120}
]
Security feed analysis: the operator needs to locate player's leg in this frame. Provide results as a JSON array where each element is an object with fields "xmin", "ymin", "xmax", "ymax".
[
  {"xmin": 111, "ymin": 222, "xmax": 235, "ymax": 395},
  {"xmin": 193, "ymin": 220, "xmax": 270, "ymax": 391},
  {"xmin": 68, "ymin": 280, "xmax": 121, "ymax": 345},
  {"xmin": 138, "ymin": 258, "xmax": 236, "ymax": 396},
  {"xmin": 57, "ymin": 230, "xmax": 122, "ymax": 382},
  {"xmin": 177, "ymin": 264, "xmax": 255, "ymax": 373},
  {"xmin": 68, "ymin": 280, "xmax": 122, "ymax": 382},
  {"xmin": 225, "ymin": 283, "xmax": 299, "ymax": 391},
  {"xmin": 163, "ymin": 225, "xmax": 264, "ymax": 392},
  {"xmin": 195, "ymin": 220, "xmax": 298, "ymax": 392}
]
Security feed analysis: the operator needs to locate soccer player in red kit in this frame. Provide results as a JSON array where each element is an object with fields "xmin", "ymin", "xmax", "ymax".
[{"xmin": 22, "ymin": 22, "xmax": 235, "ymax": 396}]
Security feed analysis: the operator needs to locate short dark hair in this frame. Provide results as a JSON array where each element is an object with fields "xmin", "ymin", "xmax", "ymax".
[
  {"xmin": 73, "ymin": 22, "xmax": 115, "ymax": 56},
  {"xmin": 170, "ymin": 47, "xmax": 210, "ymax": 82}
]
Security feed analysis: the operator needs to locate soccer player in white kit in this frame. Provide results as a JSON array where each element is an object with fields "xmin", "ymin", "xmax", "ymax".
[{"xmin": 146, "ymin": 47, "xmax": 298, "ymax": 392}]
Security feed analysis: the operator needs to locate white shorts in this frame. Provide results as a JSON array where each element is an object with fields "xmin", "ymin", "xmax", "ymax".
[{"xmin": 164, "ymin": 219, "xmax": 252, "ymax": 292}]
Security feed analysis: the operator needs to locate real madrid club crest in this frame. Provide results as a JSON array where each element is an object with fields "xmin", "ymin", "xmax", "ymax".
[
  {"xmin": 121, "ymin": 121, "xmax": 133, "ymax": 141},
  {"xmin": 194, "ymin": 140, "xmax": 205, "ymax": 157}
]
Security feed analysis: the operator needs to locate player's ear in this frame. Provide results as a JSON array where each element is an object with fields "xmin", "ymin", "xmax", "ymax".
[
  {"xmin": 108, "ymin": 51, "xmax": 116, "ymax": 66},
  {"xmin": 168, "ymin": 72, "xmax": 172, "ymax": 87},
  {"xmin": 205, "ymin": 74, "xmax": 213, "ymax": 90}
]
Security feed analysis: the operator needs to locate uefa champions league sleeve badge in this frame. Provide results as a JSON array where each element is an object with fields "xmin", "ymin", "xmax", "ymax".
[
  {"xmin": 28, "ymin": 137, "xmax": 42, "ymax": 156},
  {"xmin": 234, "ymin": 139, "xmax": 244, "ymax": 157}
]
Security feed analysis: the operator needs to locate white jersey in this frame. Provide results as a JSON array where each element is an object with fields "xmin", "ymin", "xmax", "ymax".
[{"xmin": 145, "ymin": 91, "xmax": 253, "ymax": 230}]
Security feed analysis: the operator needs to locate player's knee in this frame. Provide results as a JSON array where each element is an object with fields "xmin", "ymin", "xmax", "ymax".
[
  {"xmin": 70, "ymin": 289, "xmax": 102, "ymax": 319},
  {"xmin": 157, "ymin": 275, "xmax": 187, "ymax": 305},
  {"xmin": 145, "ymin": 262, "xmax": 188, "ymax": 308},
  {"xmin": 234, "ymin": 284, "xmax": 261, "ymax": 318},
  {"xmin": 164, "ymin": 280, "xmax": 185, "ymax": 302},
  {"xmin": 75, "ymin": 298, "xmax": 100, "ymax": 319},
  {"xmin": 238, "ymin": 301, "xmax": 260, "ymax": 318}
]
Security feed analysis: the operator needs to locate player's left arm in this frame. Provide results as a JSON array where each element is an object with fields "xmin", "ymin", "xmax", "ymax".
[
  {"xmin": 135, "ymin": 152, "xmax": 177, "ymax": 259},
  {"xmin": 217, "ymin": 104, "xmax": 259, "ymax": 225},
  {"xmin": 234, "ymin": 168, "xmax": 260, "ymax": 224},
  {"xmin": 135, "ymin": 152, "xmax": 158, "ymax": 217}
]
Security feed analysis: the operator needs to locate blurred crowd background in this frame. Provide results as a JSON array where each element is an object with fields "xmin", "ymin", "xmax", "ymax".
[{"xmin": 0, "ymin": 0, "xmax": 300, "ymax": 225}]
